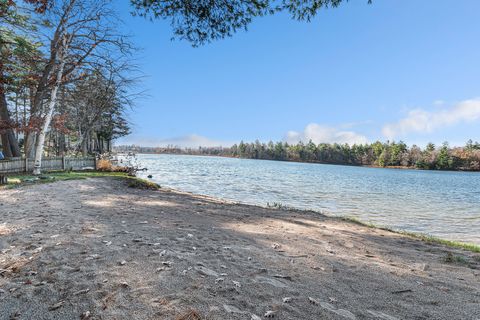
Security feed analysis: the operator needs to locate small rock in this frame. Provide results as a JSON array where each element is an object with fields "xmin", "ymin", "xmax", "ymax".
[
  {"xmin": 32, "ymin": 246, "xmax": 43, "ymax": 254},
  {"xmin": 283, "ymin": 297, "xmax": 292, "ymax": 303},
  {"xmin": 80, "ymin": 311, "xmax": 91, "ymax": 319},
  {"xmin": 119, "ymin": 260, "xmax": 127, "ymax": 266},
  {"xmin": 232, "ymin": 280, "xmax": 241, "ymax": 288}
]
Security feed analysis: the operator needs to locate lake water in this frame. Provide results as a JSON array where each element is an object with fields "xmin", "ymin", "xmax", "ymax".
[{"xmin": 136, "ymin": 154, "xmax": 480, "ymax": 244}]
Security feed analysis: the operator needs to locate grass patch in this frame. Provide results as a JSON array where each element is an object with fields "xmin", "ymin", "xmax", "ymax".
[
  {"xmin": 1, "ymin": 171, "xmax": 131, "ymax": 189},
  {"xmin": 443, "ymin": 252, "xmax": 469, "ymax": 265},
  {"xmin": 341, "ymin": 216, "xmax": 480, "ymax": 253},
  {"xmin": 2, "ymin": 171, "xmax": 160, "ymax": 191},
  {"xmin": 267, "ymin": 202, "xmax": 296, "ymax": 210}
]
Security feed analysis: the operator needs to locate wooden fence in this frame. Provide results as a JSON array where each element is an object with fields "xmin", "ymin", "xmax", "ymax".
[{"xmin": 0, "ymin": 157, "xmax": 96, "ymax": 174}]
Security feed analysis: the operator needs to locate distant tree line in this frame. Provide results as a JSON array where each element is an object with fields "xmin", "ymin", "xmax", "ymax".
[{"xmin": 116, "ymin": 140, "xmax": 480, "ymax": 171}]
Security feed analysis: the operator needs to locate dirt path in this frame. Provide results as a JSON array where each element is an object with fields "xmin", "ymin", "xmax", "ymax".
[{"xmin": 0, "ymin": 178, "xmax": 479, "ymax": 319}]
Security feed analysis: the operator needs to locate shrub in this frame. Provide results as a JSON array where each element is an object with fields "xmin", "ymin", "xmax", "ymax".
[
  {"xmin": 126, "ymin": 177, "xmax": 160, "ymax": 190},
  {"xmin": 96, "ymin": 159, "xmax": 113, "ymax": 171}
]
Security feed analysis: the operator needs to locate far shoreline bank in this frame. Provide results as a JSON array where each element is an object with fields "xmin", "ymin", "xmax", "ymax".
[{"xmin": 128, "ymin": 152, "xmax": 480, "ymax": 173}]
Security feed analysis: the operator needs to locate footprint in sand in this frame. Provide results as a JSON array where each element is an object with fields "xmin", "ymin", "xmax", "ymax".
[
  {"xmin": 318, "ymin": 301, "xmax": 356, "ymax": 320},
  {"xmin": 367, "ymin": 310, "xmax": 400, "ymax": 320}
]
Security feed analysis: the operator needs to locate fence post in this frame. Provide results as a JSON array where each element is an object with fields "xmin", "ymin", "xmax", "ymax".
[
  {"xmin": 25, "ymin": 158, "xmax": 28, "ymax": 173},
  {"xmin": 62, "ymin": 156, "xmax": 66, "ymax": 171},
  {"xmin": 93, "ymin": 156, "xmax": 97, "ymax": 170}
]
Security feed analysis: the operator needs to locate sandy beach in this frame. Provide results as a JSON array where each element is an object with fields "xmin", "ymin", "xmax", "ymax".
[{"xmin": 0, "ymin": 177, "xmax": 479, "ymax": 320}]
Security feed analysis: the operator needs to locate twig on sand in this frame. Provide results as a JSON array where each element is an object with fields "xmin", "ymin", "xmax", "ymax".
[
  {"xmin": 391, "ymin": 289, "xmax": 413, "ymax": 294},
  {"xmin": 278, "ymin": 253, "xmax": 309, "ymax": 258},
  {"xmin": 73, "ymin": 289, "xmax": 90, "ymax": 296},
  {"xmin": 48, "ymin": 300, "xmax": 65, "ymax": 311}
]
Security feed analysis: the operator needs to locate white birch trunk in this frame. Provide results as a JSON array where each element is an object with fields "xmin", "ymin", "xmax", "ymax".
[{"xmin": 32, "ymin": 54, "xmax": 67, "ymax": 175}]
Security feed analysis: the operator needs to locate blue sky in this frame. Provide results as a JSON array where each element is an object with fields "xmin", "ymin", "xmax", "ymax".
[{"xmin": 115, "ymin": 1, "xmax": 480, "ymax": 148}]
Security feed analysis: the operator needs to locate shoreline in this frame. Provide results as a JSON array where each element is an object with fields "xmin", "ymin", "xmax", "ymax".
[
  {"xmin": 139, "ymin": 177, "xmax": 480, "ymax": 250},
  {"xmin": 5, "ymin": 171, "xmax": 480, "ymax": 250},
  {"xmin": 1, "ymin": 176, "xmax": 479, "ymax": 319},
  {"xmin": 163, "ymin": 186, "xmax": 480, "ymax": 251}
]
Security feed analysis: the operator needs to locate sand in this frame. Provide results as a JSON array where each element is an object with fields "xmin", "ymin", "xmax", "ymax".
[{"xmin": 0, "ymin": 178, "xmax": 479, "ymax": 320}]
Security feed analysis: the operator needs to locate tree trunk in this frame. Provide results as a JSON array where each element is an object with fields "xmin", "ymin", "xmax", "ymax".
[
  {"xmin": 0, "ymin": 83, "xmax": 21, "ymax": 158},
  {"xmin": 32, "ymin": 57, "xmax": 66, "ymax": 175},
  {"xmin": 82, "ymin": 137, "xmax": 87, "ymax": 156},
  {"xmin": 58, "ymin": 133, "xmax": 66, "ymax": 156}
]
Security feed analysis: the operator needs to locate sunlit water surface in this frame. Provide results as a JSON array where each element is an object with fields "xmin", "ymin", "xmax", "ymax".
[{"xmin": 135, "ymin": 154, "xmax": 480, "ymax": 244}]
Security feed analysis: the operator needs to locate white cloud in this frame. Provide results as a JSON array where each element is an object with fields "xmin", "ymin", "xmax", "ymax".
[
  {"xmin": 285, "ymin": 123, "xmax": 368, "ymax": 145},
  {"xmin": 382, "ymin": 98, "xmax": 480, "ymax": 139},
  {"xmin": 116, "ymin": 134, "xmax": 232, "ymax": 148}
]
